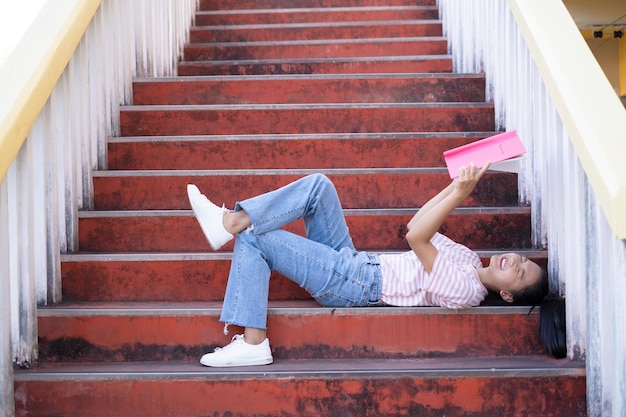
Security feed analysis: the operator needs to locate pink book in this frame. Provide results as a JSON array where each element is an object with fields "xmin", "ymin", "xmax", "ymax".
[{"xmin": 443, "ymin": 131, "xmax": 526, "ymax": 178}]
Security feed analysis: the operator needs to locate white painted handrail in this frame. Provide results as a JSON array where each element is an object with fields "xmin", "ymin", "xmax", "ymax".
[
  {"xmin": 438, "ymin": 1, "xmax": 626, "ymax": 416},
  {"xmin": 0, "ymin": 1, "xmax": 197, "ymax": 414}
]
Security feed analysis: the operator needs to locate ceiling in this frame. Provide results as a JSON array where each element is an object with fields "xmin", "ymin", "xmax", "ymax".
[{"xmin": 564, "ymin": 0, "xmax": 626, "ymax": 29}]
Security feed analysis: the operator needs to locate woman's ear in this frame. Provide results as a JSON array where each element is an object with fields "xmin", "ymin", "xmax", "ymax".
[{"xmin": 499, "ymin": 290, "xmax": 514, "ymax": 303}]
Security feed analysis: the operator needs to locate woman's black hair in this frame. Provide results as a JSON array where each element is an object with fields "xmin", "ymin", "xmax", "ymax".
[
  {"xmin": 539, "ymin": 296, "xmax": 567, "ymax": 358},
  {"xmin": 510, "ymin": 267, "xmax": 549, "ymax": 306}
]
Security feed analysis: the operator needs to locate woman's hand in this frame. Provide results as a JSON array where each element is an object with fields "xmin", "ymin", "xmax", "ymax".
[
  {"xmin": 406, "ymin": 161, "xmax": 490, "ymax": 273},
  {"xmin": 451, "ymin": 162, "xmax": 491, "ymax": 201}
]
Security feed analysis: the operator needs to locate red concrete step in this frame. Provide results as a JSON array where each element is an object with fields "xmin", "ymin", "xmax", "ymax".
[
  {"xmin": 195, "ymin": 7, "xmax": 439, "ymax": 26},
  {"xmin": 61, "ymin": 250, "xmax": 548, "ymax": 302},
  {"xmin": 91, "ymin": 169, "xmax": 518, "ymax": 210},
  {"xmin": 60, "ymin": 253, "xmax": 308, "ymax": 302},
  {"xmin": 177, "ymin": 55, "xmax": 453, "ymax": 75},
  {"xmin": 107, "ymin": 133, "xmax": 491, "ymax": 170},
  {"xmin": 14, "ymin": 357, "xmax": 586, "ymax": 417},
  {"xmin": 36, "ymin": 303, "xmax": 547, "ymax": 362},
  {"xmin": 199, "ymin": 0, "xmax": 437, "ymax": 9},
  {"xmin": 183, "ymin": 38, "xmax": 447, "ymax": 61},
  {"xmin": 119, "ymin": 103, "xmax": 495, "ymax": 136},
  {"xmin": 190, "ymin": 20, "xmax": 443, "ymax": 43},
  {"xmin": 76, "ymin": 208, "xmax": 532, "ymax": 253},
  {"xmin": 131, "ymin": 74, "xmax": 485, "ymax": 105}
]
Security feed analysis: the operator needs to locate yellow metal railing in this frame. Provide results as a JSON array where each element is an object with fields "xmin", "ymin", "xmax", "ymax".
[
  {"xmin": 509, "ymin": 0, "xmax": 626, "ymax": 239},
  {"xmin": 0, "ymin": 0, "xmax": 101, "ymax": 182},
  {"xmin": 579, "ymin": 29, "xmax": 626, "ymax": 97}
]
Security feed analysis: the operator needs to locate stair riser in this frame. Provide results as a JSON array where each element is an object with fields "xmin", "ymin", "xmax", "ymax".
[
  {"xmin": 183, "ymin": 39, "xmax": 447, "ymax": 61},
  {"xmin": 199, "ymin": 0, "xmax": 436, "ymax": 9},
  {"xmin": 92, "ymin": 172, "xmax": 518, "ymax": 210},
  {"xmin": 119, "ymin": 106, "xmax": 495, "ymax": 136},
  {"xmin": 177, "ymin": 57, "xmax": 453, "ymax": 75},
  {"xmin": 14, "ymin": 375, "xmax": 586, "ymax": 417},
  {"xmin": 196, "ymin": 9, "xmax": 439, "ymax": 26},
  {"xmin": 107, "ymin": 136, "xmax": 486, "ymax": 170},
  {"xmin": 190, "ymin": 22, "xmax": 443, "ymax": 43},
  {"xmin": 132, "ymin": 76, "xmax": 485, "ymax": 105},
  {"xmin": 38, "ymin": 311, "xmax": 545, "ymax": 362},
  {"xmin": 61, "ymin": 261, "xmax": 308, "ymax": 302},
  {"xmin": 61, "ymin": 255, "xmax": 548, "ymax": 302},
  {"xmin": 77, "ymin": 212, "xmax": 531, "ymax": 252}
]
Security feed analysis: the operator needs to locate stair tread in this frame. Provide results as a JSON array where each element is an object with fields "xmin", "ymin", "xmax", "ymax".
[
  {"xmin": 183, "ymin": 38, "xmax": 447, "ymax": 61},
  {"xmin": 108, "ymin": 131, "xmax": 497, "ymax": 142},
  {"xmin": 198, "ymin": 0, "xmax": 438, "ymax": 9},
  {"xmin": 176, "ymin": 56, "xmax": 454, "ymax": 75},
  {"xmin": 189, "ymin": 23, "xmax": 443, "ymax": 43},
  {"xmin": 119, "ymin": 104, "xmax": 495, "ymax": 134},
  {"xmin": 60, "ymin": 248, "xmax": 547, "ymax": 262},
  {"xmin": 76, "ymin": 207, "xmax": 531, "ymax": 217},
  {"xmin": 91, "ymin": 168, "xmax": 520, "ymax": 211},
  {"xmin": 121, "ymin": 102, "xmax": 492, "ymax": 110},
  {"xmin": 16, "ymin": 356, "xmax": 584, "ymax": 380},
  {"xmin": 186, "ymin": 35, "xmax": 445, "ymax": 46},
  {"xmin": 131, "ymin": 73, "xmax": 485, "ymax": 105},
  {"xmin": 185, "ymin": 36, "xmax": 446, "ymax": 47},
  {"xmin": 197, "ymin": 6, "xmax": 439, "ymax": 14},
  {"xmin": 192, "ymin": 19, "xmax": 442, "ymax": 29},
  {"xmin": 38, "ymin": 300, "xmax": 537, "ymax": 315},
  {"xmin": 199, "ymin": 0, "xmax": 437, "ymax": 10},
  {"xmin": 177, "ymin": 54, "xmax": 451, "ymax": 64},
  {"xmin": 133, "ymin": 72, "xmax": 483, "ymax": 82},
  {"xmin": 91, "ymin": 167, "xmax": 481, "ymax": 176},
  {"xmin": 92, "ymin": 167, "xmax": 459, "ymax": 174},
  {"xmin": 106, "ymin": 133, "xmax": 493, "ymax": 169}
]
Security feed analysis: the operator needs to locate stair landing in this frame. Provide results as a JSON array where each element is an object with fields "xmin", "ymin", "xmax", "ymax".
[{"xmin": 15, "ymin": 357, "xmax": 585, "ymax": 417}]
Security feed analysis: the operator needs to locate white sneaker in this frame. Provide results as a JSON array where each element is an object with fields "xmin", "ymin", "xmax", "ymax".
[
  {"xmin": 200, "ymin": 335, "xmax": 273, "ymax": 367},
  {"xmin": 187, "ymin": 184, "xmax": 234, "ymax": 250}
]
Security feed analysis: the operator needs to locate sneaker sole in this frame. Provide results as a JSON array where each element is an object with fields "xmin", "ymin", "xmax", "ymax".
[{"xmin": 200, "ymin": 357, "xmax": 274, "ymax": 367}]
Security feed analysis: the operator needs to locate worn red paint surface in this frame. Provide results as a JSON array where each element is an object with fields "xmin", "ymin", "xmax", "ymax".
[
  {"xmin": 184, "ymin": 39, "xmax": 448, "ymax": 61},
  {"xmin": 132, "ymin": 75, "xmax": 485, "ymax": 105},
  {"xmin": 38, "ymin": 306, "xmax": 545, "ymax": 362},
  {"xmin": 61, "ymin": 260, "xmax": 311, "ymax": 302},
  {"xmin": 108, "ymin": 134, "xmax": 488, "ymax": 170},
  {"xmin": 195, "ymin": 8, "xmax": 439, "ymax": 26},
  {"xmin": 177, "ymin": 56, "xmax": 454, "ymax": 76},
  {"xmin": 14, "ymin": 373, "xmax": 586, "ymax": 417},
  {"xmin": 92, "ymin": 171, "xmax": 517, "ymax": 210},
  {"xmin": 200, "ymin": 0, "xmax": 437, "ymax": 9},
  {"xmin": 190, "ymin": 21, "xmax": 443, "ymax": 43},
  {"xmin": 119, "ymin": 105, "xmax": 495, "ymax": 136},
  {"xmin": 61, "ymin": 253, "xmax": 546, "ymax": 303},
  {"xmin": 76, "ymin": 211, "xmax": 531, "ymax": 253}
]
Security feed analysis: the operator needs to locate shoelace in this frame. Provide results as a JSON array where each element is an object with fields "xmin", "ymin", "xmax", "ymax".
[{"xmin": 213, "ymin": 334, "xmax": 245, "ymax": 353}]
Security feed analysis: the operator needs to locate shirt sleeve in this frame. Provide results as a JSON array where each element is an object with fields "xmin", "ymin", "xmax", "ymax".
[{"xmin": 423, "ymin": 249, "xmax": 487, "ymax": 309}]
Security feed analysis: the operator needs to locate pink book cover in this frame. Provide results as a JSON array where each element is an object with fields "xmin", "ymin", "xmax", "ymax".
[{"xmin": 443, "ymin": 131, "xmax": 526, "ymax": 178}]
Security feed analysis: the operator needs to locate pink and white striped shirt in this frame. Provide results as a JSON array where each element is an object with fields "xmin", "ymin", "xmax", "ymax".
[{"xmin": 378, "ymin": 232, "xmax": 487, "ymax": 309}]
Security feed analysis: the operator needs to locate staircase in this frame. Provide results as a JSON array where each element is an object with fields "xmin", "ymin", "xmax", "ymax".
[{"xmin": 14, "ymin": 0, "xmax": 587, "ymax": 416}]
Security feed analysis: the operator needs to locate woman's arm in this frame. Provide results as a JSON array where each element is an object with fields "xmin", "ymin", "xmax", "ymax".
[
  {"xmin": 406, "ymin": 163, "xmax": 490, "ymax": 273},
  {"xmin": 407, "ymin": 181, "xmax": 455, "ymax": 230}
]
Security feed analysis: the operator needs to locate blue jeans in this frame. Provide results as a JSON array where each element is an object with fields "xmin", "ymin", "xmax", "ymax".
[{"xmin": 220, "ymin": 173, "xmax": 383, "ymax": 330}]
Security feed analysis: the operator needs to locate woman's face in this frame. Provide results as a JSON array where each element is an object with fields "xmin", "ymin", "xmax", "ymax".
[{"xmin": 487, "ymin": 253, "xmax": 543, "ymax": 296}]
